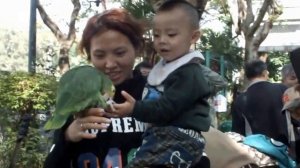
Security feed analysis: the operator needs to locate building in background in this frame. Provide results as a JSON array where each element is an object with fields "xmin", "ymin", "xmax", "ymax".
[{"xmin": 259, "ymin": 0, "xmax": 300, "ymax": 52}]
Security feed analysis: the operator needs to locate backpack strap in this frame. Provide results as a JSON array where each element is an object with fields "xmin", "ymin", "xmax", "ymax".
[
  {"xmin": 285, "ymin": 111, "xmax": 297, "ymax": 160},
  {"xmin": 241, "ymin": 93, "xmax": 253, "ymax": 136},
  {"xmin": 286, "ymin": 111, "xmax": 296, "ymax": 143}
]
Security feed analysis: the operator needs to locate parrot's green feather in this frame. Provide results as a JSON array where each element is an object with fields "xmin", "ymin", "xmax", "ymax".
[
  {"xmin": 44, "ymin": 65, "xmax": 114, "ymax": 130},
  {"xmin": 43, "ymin": 113, "xmax": 70, "ymax": 130}
]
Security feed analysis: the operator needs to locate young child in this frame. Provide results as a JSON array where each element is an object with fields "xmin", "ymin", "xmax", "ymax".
[{"xmin": 113, "ymin": 0, "xmax": 211, "ymax": 167}]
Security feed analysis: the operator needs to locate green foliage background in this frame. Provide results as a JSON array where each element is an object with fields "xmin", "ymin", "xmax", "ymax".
[
  {"xmin": 0, "ymin": 72, "xmax": 57, "ymax": 168},
  {"xmin": 267, "ymin": 51, "xmax": 290, "ymax": 82}
]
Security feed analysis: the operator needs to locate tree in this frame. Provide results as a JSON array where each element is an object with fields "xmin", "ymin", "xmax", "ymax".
[
  {"xmin": 0, "ymin": 28, "xmax": 61, "ymax": 74},
  {"xmin": 0, "ymin": 72, "xmax": 57, "ymax": 168},
  {"xmin": 267, "ymin": 51, "xmax": 289, "ymax": 81},
  {"xmin": 227, "ymin": 0, "xmax": 282, "ymax": 61},
  {"xmin": 0, "ymin": 29, "xmax": 28, "ymax": 72},
  {"xmin": 146, "ymin": 0, "xmax": 209, "ymax": 19},
  {"xmin": 121, "ymin": 0, "xmax": 156, "ymax": 64},
  {"xmin": 198, "ymin": 28, "xmax": 244, "ymax": 82},
  {"xmin": 36, "ymin": 0, "xmax": 209, "ymax": 73},
  {"xmin": 37, "ymin": 0, "xmax": 81, "ymax": 74}
]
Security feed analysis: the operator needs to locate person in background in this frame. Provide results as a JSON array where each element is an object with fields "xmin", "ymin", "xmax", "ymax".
[
  {"xmin": 133, "ymin": 61, "xmax": 153, "ymax": 78},
  {"xmin": 283, "ymin": 48, "xmax": 300, "ymax": 165},
  {"xmin": 44, "ymin": 9, "xmax": 147, "ymax": 168},
  {"xmin": 281, "ymin": 63, "xmax": 298, "ymax": 88},
  {"xmin": 203, "ymin": 65, "xmax": 227, "ymax": 128},
  {"xmin": 112, "ymin": 1, "xmax": 211, "ymax": 167},
  {"xmin": 231, "ymin": 59, "xmax": 288, "ymax": 145},
  {"xmin": 282, "ymin": 84, "xmax": 300, "ymax": 164}
]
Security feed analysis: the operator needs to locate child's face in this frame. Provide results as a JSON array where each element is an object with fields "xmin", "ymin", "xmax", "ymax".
[{"xmin": 153, "ymin": 7, "xmax": 199, "ymax": 62}]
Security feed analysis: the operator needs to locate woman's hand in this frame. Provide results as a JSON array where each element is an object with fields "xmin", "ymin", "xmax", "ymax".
[{"xmin": 65, "ymin": 108, "xmax": 112, "ymax": 142}]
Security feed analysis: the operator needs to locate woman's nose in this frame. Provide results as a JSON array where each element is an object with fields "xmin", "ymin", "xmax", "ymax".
[{"xmin": 105, "ymin": 57, "xmax": 117, "ymax": 69}]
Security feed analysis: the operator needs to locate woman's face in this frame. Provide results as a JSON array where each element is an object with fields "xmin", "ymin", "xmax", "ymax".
[{"xmin": 90, "ymin": 30, "xmax": 136, "ymax": 85}]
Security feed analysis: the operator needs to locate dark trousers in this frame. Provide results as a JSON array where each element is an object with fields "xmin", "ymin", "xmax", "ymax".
[{"xmin": 126, "ymin": 126, "xmax": 206, "ymax": 168}]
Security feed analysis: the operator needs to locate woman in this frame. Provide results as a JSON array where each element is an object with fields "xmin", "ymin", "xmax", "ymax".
[{"xmin": 44, "ymin": 9, "xmax": 147, "ymax": 168}]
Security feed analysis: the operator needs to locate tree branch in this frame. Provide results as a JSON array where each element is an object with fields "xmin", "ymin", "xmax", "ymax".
[
  {"xmin": 36, "ymin": 0, "xmax": 64, "ymax": 40},
  {"xmin": 68, "ymin": 0, "xmax": 81, "ymax": 40},
  {"xmin": 242, "ymin": 0, "xmax": 254, "ymax": 34},
  {"xmin": 253, "ymin": 21, "xmax": 273, "ymax": 48},
  {"xmin": 247, "ymin": 0, "xmax": 272, "ymax": 37},
  {"xmin": 227, "ymin": 0, "xmax": 241, "ymax": 35}
]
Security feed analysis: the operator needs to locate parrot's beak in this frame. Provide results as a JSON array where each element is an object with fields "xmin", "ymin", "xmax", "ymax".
[
  {"xmin": 106, "ymin": 98, "xmax": 116, "ymax": 112},
  {"xmin": 102, "ymin": 92, "xmax": 116, "ymax": 112}
]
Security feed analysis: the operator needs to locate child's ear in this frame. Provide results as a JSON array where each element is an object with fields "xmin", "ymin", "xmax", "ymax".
[{"xmin": 191, "ymin": 30, "xmax": 201, "ymax": 44}]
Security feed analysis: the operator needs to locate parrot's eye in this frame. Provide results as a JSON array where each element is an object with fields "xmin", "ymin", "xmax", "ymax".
[{"xmin": 111, "ymin": 86, "xmax": 116, "ymax": 93}]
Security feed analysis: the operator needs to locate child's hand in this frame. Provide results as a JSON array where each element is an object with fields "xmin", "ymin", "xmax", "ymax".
[{"xmin": 111, "ymin": 91, "xmax": 136, "ymax": 117}]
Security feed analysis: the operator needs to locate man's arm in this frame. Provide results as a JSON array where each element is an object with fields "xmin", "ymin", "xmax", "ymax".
[{"xmin": 231, "ymin": 94, "xmax": 246, "ymax": 135}]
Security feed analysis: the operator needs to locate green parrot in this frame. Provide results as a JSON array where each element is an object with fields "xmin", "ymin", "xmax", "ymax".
[{"xmin": 44, "ymin": 65, "xmax": 115, "ymax": 130}]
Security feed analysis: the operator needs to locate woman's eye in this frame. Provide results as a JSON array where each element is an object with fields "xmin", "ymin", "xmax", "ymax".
[
  {"xmin": 115, "ymin": 51, "xmax": 126, "ymax": 57},
  {"xmin": 93, "ymin": 54, "xmax": 104, "ymax": 59}
]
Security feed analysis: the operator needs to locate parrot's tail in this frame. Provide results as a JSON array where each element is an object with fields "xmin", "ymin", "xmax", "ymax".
[{"xmin": 43, "ymin": 115, "xmax": 67, "ymax": 130}]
